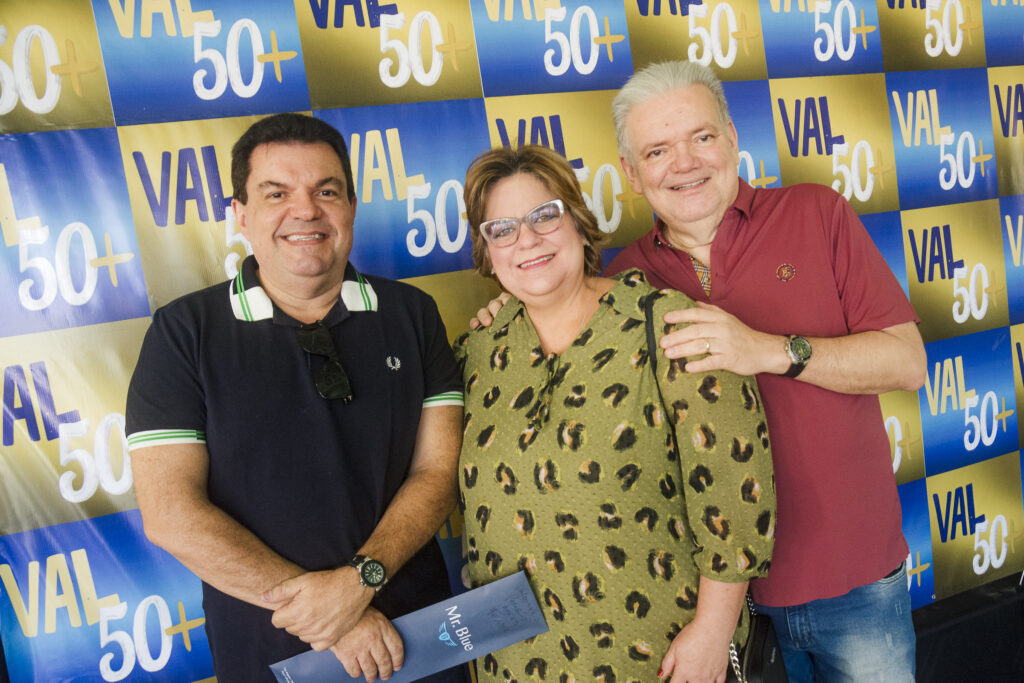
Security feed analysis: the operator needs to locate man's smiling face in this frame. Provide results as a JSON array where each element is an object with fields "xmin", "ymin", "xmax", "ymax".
[
  {"xmin": 620, "ymin": 84, "xmax": 740, "ymax": 237},
  {"xmin": 233, "ymin": 141, "xmax": 356, "ymax": 293}
]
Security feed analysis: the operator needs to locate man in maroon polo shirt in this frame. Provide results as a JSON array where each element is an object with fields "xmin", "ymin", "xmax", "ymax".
[{"xmin": 606, "ymin": 61, "xmax": 925, "ymax": 682}]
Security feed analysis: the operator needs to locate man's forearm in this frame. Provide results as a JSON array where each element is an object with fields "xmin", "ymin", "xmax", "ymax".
[
  {"xmin": 132, "ymin": 443, "xmax": 305, "ymax": 609},
  {"xmin": 258, "ymin": 461, "xmax": 459, "ymax": 654},
  {"xmin": 789, "ymin": 322, "xmax": 926, "ymax": 395},
  {"xmin": 662, "ymin": 307, "xmax": 926, "ymax": 395},
  {"xmin": 357, "ymin": 464, "xmax": 457, "ymax": 575},
  {"xmin": 357, "ymin": 404, "xmax": 461, "ymax": 576},
  {"xmin": 143, "ymin": 495, "xmax": 305, "ymax": 608}
]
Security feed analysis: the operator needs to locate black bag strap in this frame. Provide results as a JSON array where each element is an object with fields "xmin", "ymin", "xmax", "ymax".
[{"xmin": 643, "ymin": 294, "xmax": 671, "ymax": 424}]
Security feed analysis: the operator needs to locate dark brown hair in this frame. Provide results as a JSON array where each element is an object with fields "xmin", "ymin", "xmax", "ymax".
[{"xmin": 231, "ymin": 113, "xmax": 355, "ymax": 204}]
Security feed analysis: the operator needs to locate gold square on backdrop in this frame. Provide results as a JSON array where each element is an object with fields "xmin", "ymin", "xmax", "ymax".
[
  {"xmin": 770, "ymin": 72, "xmax": 900, "ymax": 214},
  {"xmin": 901, "ymin": 199, "xmax": 1010, "ymax": 342},
  {"xmin": 927, "ymin": 451, "xmax": 1024, "ymax": 599},
  {"xmin": 293, "ymin": 0, "xmax": 483, "ymax": 108},
  {"xmin": 0, "ymin": 0, "xmax": 114, "ymax": 133}
]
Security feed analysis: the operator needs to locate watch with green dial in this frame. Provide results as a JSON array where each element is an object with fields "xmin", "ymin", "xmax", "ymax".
[{"xmin": 783, "ymin": 335, "xmax": 812, "ymax": 378}]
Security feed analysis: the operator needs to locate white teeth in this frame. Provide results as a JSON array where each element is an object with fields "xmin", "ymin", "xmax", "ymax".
[
  {"xmin": 673, "ymin": 179, "xmax": 706, "ymax": 190},
  {"xmin": 285, "ymin": 234, "xmax": 325, "ymax": 242},
  {"xmin": 520, "ymin": 255, "xmax": 553, "ymax": 268}
]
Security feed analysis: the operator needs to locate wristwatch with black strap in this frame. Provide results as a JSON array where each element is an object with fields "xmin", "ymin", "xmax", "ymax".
[
  {"xmin": 783, "ymin": 334, "xmax": 812, "ymax": 378},
  {"xmin": 347, "ymin": 554, "xmax": 388, "ymax": 591}
]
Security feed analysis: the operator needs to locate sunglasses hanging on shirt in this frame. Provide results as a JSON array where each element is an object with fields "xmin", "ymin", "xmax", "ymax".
[{"xmin": 296, "ymin": 322, "xmax": 353, "ymax": 402}]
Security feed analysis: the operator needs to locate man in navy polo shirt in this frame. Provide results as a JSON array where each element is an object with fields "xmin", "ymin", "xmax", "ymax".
[{"xmin": 126, "ymin": 114, "xmax": 464, "ymax": 683}]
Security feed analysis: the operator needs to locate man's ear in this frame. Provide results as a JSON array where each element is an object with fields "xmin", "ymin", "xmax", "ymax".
[
  {"xmin": 231, "ymin": 198, "xmax": 248, "ymax": 238},
  {"xmin": 619, "ymin": 155, "xmax": 642, "ymax": 194},
  {"xmin": 727, "ymin": 120, "xmax": 739, "ymax": 155}
]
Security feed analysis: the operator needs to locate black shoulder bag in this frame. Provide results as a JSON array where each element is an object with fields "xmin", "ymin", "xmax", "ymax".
[{"xmin": 642, "ymin": 295, "xmax": 788, "ymax": 683}]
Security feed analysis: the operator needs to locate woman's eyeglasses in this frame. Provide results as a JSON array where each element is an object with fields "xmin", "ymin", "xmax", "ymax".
[
  {"xmin": 296, "ymin": 322, "xmax": 352, "ymax": 402},
  {"xmin": 479, "ymin": 199, "xmax": 565, "ymax": 247}
]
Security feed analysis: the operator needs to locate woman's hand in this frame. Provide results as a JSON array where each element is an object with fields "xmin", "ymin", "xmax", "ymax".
[
  {"xmin": 660, "ymin": 578, "xmax": 747, "ymax": 683},
  {"xmin": 660, "ymin": 617, "xmax": 732, "ymax": 683}
]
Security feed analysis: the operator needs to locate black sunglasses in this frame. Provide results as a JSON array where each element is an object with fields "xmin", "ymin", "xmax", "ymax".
[{"xmin": 296, "ymin": 322, "xmax": 353, "ymax": 402}]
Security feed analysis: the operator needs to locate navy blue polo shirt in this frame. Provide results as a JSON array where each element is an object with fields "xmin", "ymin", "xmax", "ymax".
[{"xmin": 126, "ymin": 255, "xmax": 463, "ymax": 681}]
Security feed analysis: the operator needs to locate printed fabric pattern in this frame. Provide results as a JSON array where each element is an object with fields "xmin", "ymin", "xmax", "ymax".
[{"xmin": 454, "ymin": 270, "xmax": 776, "ymax": 680}]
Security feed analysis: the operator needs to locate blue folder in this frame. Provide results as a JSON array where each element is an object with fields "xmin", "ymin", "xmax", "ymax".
[{"xmin": 269, "ymin": 571, "xmax": 547, "ymax": 682}]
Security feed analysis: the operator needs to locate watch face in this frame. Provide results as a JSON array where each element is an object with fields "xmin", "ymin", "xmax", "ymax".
[
  {"xmin": 361, "ymin": 560, "xmax": 386, "ymax": 586},
  {"xmin": 789, "ymin": 336, "xmax": 812, "ymax": 363}
]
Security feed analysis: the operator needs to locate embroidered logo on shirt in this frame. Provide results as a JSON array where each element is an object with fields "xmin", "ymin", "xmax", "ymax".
[
  {"xmin": 776, "ymin": 264, "xmax": 796, "ymax": 282},
  {"xmin": 386, "ymin": 356, "xmax": 401, "ymax": 371}
]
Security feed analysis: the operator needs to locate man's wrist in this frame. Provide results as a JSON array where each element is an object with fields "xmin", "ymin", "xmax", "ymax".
[
  {"xmin": 759, "ymin": 333, "xmax": 793, "ymax": 375},
  {"xmin": 347, "ymin": 554, "xmax": 389, "ymax": 591},
  {"xmin": 783, "ymin": 334, "xmax": 813, "ymax": 378},
  {"xmin": 681, "ymin": 613, "xmax": 735, "ymax": 651},
  {"xmin": 336, "ymin": 566, "xmax": 377, "ymax": 605}
]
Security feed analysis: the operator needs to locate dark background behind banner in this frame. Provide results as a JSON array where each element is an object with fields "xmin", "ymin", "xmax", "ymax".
[{"xmin": 1, "ymin": 0, "xmax": 1023, "ymax": 680}]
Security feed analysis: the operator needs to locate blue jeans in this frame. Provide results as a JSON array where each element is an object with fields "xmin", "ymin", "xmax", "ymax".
[{"xmin": 754, "ymin": 563, "xmax": 916, "ymax": 682}]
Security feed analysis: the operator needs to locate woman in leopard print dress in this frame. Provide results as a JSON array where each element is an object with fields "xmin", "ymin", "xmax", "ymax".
[{"xmin": 455, "ymin": 145, "xmax": 775, "ymax": 682}]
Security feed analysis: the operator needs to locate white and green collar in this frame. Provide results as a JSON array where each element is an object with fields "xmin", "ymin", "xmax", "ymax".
[{"xmin": 229, "ymin": 256, "xmax": 377, "ymax": 322}]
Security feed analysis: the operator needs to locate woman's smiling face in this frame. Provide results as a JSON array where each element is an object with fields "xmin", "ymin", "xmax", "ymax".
[{"xmin": 482, "ymin": 172, "xmax": 587, "ymax": 306}]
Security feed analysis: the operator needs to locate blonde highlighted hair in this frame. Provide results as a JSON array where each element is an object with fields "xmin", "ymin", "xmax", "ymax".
[{"xmin": 612, "ymin": 60, "xmax": 731, "ymax": 163}]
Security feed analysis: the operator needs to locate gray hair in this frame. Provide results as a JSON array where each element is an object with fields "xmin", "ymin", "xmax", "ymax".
[{"xmin": 612, "ymin": 61, "xmax": 731, "ymax": 163}]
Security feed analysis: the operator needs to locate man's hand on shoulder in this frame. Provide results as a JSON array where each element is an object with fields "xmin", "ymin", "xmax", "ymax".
[
  {"xmin": 264, "ymin": 567, "xmax": 373, "ymax": 651},
  {"xmin": 469, "ymin": 291, "xmax": 511, "ymax": 329},
  {"xmin": 661, "ymin": 302, "xmax": 787, "ymax": 377},
  {"xmin": 663, "ymin": 303, "xmax": 927, "ymax": 394},
  {"xmin": 330, "ymin": 607, "xmax": 404, "ymax": 682}
]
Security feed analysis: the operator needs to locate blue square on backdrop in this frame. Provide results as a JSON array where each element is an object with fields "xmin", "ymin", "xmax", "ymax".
[
  {"xmin": 0, "ymin": 128, "xmax": 151, "ymax": 337},
  {"xmin": 91, "ymin": 0, "xmax": 310, "ymax": 125}
]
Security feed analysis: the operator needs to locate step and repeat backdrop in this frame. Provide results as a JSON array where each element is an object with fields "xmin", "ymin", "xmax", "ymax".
[{"xmin": 1, "ymin": 0, "xmax": 1023, "ymax": 680}]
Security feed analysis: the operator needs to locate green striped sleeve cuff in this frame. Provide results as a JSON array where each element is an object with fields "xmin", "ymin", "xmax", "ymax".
[
  {"xmin": 423, "ymin": 391, "xmax": 464, "ymax": 407},
  {"xmin": 126, "ymin": 429, "xmax": 206, "ymax": 452}
]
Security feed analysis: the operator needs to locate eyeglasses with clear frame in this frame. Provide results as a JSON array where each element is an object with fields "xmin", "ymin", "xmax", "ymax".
[{"xmin": 478, "ymin": 199, "xmax": 566, "ymax": 248}]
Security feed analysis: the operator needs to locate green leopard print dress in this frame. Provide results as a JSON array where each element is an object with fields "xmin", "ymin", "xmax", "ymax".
[{"xmin": 454, "ymin": 271, "xmax": 776, "ymax": 682}]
